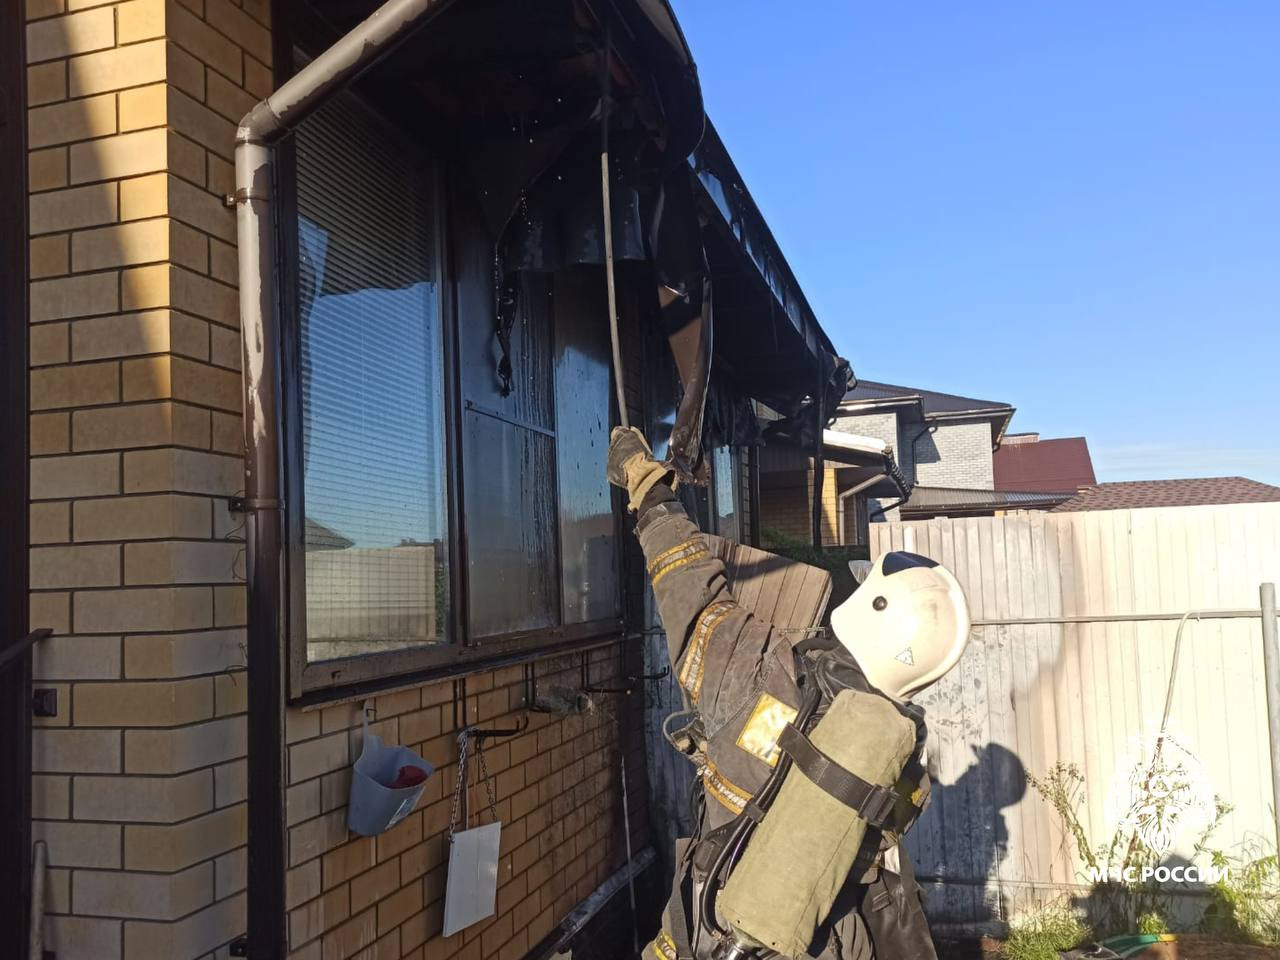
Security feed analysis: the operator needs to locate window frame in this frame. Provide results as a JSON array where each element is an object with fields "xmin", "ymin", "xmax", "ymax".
[{"xmin": 277, "ymin": 66, "xmax": 624, "ymax": 703}]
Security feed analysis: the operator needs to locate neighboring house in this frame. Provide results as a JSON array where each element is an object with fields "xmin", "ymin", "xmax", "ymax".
[
  {"xmin": 896, "ymin": 430, "xmax": 1097, "ymax": 519},
  {"xmin": 836, "ymin": 380, "xmax": 1014, "ymax": 491},
  {"xmin": 3, "ymin": 3, "xmax": 848, "ymax": 959},
  {"xmin": 831, "ymin": 380, "xmax": 1015, "ymax": 521},
  {"xmin": 789, "ymin": 385, "xmax": 1100, "ymax": 526},
  {"xmin": 1051, "ymin": 477, "xmax": 1280, "ymax": 512},
  {"xmin": 992, "ymin": 433, "xmax": 1096, "ymax": 492},
  {"xmin": 758, "ymin": 430, "xmax": 910, "ymax": 550},
  {"xmin": 759, "ymin": 379, "xmax": 1039, "ymax": 541}
]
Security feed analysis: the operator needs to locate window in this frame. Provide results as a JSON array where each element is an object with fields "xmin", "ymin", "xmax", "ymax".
[
  {"xmin": 552, "ymin": 272, "xmax": 620, "ymax": 625},
  {"xmin": 459, "ymin": 270, "xmax": 619, "ymax": 638},
  {"xmin": 711, "ymin": 446, "xmax": 741, "ymax": 542},
  {"xmin": 287, "ymin": 89, "xmax": 622, "ymax": 697},
  {"xmin": 293, "ymin": 88, "xmax": 450, "ymax": 669},
  {"xmin": 459, "ymin": 271, "xmax": 558, "ymax": 638}
]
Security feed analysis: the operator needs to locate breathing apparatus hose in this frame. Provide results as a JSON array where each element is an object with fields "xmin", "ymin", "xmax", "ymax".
[{"xmin": 699, "ymin": 685, "xmax": 823, "ymax": 941}]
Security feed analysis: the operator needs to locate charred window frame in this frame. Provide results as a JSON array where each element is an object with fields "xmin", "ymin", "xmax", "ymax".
[{"xmin": 277, "ymin": 15, "xmax": 625, "ymax": 703}]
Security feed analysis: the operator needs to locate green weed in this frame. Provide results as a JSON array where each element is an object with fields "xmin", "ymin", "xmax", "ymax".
[
  {"xmin": 1201, "ymin": 838, "xmax": 1280, "ymax": 944},
  {"xmin": 1001, "ymin": 902, "xmax": 1090, "ymax": 960}
]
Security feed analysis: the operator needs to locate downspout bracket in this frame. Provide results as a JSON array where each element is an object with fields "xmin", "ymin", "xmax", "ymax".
[{"xmin": 227, "ymin": 189, "xmax": 271, "ymax": 207}]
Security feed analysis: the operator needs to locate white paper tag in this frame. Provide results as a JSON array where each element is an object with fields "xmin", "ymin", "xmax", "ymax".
[{"xmin": 442, "ymin": 821, "xmax": 502, "ymax": 937}]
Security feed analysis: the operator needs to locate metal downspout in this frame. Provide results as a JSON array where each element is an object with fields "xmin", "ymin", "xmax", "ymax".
[
  {"xmin": 836, "ymin": 473, "xmax": 888, "ymax": 546},
  {"xmin": 233, "ymin": 0, "xmax": 454, "ymax": 954},
  {"xmin": 870, "ymin": 421, "xmax": 929, "ymax": 522}
]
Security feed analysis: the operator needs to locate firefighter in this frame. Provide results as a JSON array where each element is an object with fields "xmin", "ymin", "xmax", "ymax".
[{"xmin": 607, "ymin": 426, "xmax": 971, "ymax": 960}]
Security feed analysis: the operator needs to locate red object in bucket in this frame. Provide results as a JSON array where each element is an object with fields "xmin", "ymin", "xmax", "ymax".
[{"xmin": 389, "ymin": 765, "xmax": 429, "ymax": 789}]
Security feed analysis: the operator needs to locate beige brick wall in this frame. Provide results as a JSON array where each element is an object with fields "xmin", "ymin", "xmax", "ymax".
[
  {"xmin": 760, "ymin": 466, "xmax": 842, "ymax": 547},
  {"xmin": 25, "ymin": 0, "xmax": 265, "ymax": 957},
  {"xmin": 26, "ymin": 5, "xmax": 649, "ymax": 960},
  {"xmin": 283, "ymin": 650, "xmax": 643, "ymax": 960}
]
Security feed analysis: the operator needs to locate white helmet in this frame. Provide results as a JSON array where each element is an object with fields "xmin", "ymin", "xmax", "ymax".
[{"xmin": 829, "ymin": 551, "xmax": 971, "ymax": 700}]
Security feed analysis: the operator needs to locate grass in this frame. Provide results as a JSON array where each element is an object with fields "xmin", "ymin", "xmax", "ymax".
[
  {"xmin": 1025, "ymin": 760, "xmax": 1235, "ymax": 938},
  {"xmin": 1002, "ymin": 903, "xmax": 1091, "ymax": 960},
  {"xmin": 1137, "ymin": 911, "xmax": 1168, "ymax": 936},
  {"xmin": 1202, "ymin": 840, "xmax": 1280, "ymax": 945}
]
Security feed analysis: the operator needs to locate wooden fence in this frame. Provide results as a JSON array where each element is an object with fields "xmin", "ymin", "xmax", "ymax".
[
  {"xmin": 304, "ymin": 542, "xmax": 437, "ymax": 660},
  {"xmin": 870, "ymin": 502, "xmax": 1280, "ymax": 933}
]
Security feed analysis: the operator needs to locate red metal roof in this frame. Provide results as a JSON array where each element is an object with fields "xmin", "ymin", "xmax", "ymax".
[
  {"xmin": 1050, "ymin": 477, "xmax": 1280, "ymax": 513},
  {"xmin": 993, "ymin": 436, "xmax": 1096, "ymax": 492}
]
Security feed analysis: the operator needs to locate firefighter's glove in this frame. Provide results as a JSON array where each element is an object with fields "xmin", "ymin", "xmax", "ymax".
[{"xmin": 607, "ymin": 426, "xmax": 673, "ymax": 512}]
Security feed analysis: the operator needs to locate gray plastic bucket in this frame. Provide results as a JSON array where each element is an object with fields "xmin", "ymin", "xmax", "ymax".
[{"xmin": 347, "ymin": 710, "xmax": 433, "ymax": 837}]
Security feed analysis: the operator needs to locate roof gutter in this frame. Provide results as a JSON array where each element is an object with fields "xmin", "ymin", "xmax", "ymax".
[
  {"xmin": 233, "ymin": 1, "xmax": 455, "ymax": 954},
  {"xmin": 836, "ymin": 396, "xmax": 923, "ymax": 413},
  {"xmin": 922, "ymin": 406, "xmax": 1014, "ymax": 421},
  {"xmin": 837, "ymin": 449, "xmax": 911, "ymax": 530}
]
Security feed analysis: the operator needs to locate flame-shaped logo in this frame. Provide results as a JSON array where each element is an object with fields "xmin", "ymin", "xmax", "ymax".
[{"xmin": 1108, "ymin": 730, "xmax": 1215, "ymax": 860}]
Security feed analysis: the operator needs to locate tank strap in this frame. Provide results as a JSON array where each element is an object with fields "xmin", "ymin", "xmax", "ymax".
[
  {"xmin": 664, "ymin": 831, "xmax": 703, "ymax": 960},
  {"xmin": 666, "ymin": 869, "xmax": 696, "ymax": 960},
  {"xmin": 775, "ymin": 724, "xmax": 901, "ymax": 828}
]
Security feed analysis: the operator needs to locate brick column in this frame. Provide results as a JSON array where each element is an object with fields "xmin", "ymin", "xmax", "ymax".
[{"xmin": 26, "ymin": 1, "xmax": 267, "ymax": 957}]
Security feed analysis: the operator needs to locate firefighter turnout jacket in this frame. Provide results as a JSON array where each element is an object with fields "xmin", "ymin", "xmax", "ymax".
[{"xmin": 629, "ymin": 474, "xmax": 938, "ymax": 960}]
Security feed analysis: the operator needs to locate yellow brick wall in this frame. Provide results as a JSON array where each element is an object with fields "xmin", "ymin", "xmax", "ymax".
[
  {"xmin": 759, "ymin": 466, "xmax": 842, "ymax": 547},
  {"xmin": 25, "ymin": 0, "xmax": 267, "ymax": 957},
  {"xmin": 26, "ymin": 5, "xmax": 647, "ymax": 960},
  {"xmin": 282, "ymin": 650, "xmax": 643, "ymax": 960}
]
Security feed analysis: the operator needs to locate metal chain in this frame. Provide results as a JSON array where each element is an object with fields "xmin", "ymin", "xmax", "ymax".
[
  {"xmin": 448, "ymin": 730, "xmax": 469, "ymax": 839},
  {"xmin": 474, "ymin": 737, "xmax": 500, "ymax": 822},
  {"xmin": 448, "ymin": 729, "xmax": 500, "ymax": 836}
]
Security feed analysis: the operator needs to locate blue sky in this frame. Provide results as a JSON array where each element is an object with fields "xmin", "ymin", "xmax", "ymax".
[{"xmin": 673, "ymin": 2, "xmax": 1280, "ymax": 484}]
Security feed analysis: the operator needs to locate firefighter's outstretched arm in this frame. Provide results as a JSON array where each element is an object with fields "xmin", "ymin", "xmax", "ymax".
[{"xmin": 607, "ymin": 427, "xmax": 740, "ymax": 673}]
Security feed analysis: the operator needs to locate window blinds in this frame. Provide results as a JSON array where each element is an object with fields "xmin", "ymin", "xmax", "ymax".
[{"xmin": 294, "ymin": 88, "xmax": 449, "ymax": 661}]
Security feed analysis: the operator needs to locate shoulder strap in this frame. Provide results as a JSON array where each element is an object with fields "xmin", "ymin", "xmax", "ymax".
[{"xmin": 775, "ymin": 724, "xmax": 901, "ymax": 828}]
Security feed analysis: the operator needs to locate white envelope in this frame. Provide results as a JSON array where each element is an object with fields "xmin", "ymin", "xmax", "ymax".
[{"xmin": 442, "ymin": 820, "xmax": 502, "ymax": 937}]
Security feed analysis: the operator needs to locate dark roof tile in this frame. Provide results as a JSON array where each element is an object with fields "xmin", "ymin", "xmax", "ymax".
[
  {"xmin": 901, "ymin": 486, "xmax": 1075, "ymax": 517},
  {"xmin": 843, "ymin": 380, "xmax": 1011, "ymax": 416},
  {"xmin": 1050, "ymin": 477, "xmax": 1280, "ymax": 513}
]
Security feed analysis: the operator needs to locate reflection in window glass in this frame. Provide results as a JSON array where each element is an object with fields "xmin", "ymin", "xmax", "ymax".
[
  {"xmin": 463, "ymin": 275, "xmax": 559, "ymax": 638},
  {"xmin": 713, "ymin": 446, "xmax": 741, "ymax": 542},
  {"xmin": 463, "ymin": 413, "xmax": 559, "ymax": 638},
  {"xmin": 554, "ymin": 271, "xmax": 618, "ymax": 624},
  {"xmin": 295, "ymin": 91, "xmax": 449, "ymax": 662}
]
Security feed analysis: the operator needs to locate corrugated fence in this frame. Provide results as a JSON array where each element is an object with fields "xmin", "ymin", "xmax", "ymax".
[{"xmin": 871, "ymin": 502, "xmax": 1280, "ymax": 933}]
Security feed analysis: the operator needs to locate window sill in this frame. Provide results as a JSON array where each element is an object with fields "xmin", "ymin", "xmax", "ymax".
[{"xmin": 292, "ymin": 618, "xmax": 625, "ymax": 707}]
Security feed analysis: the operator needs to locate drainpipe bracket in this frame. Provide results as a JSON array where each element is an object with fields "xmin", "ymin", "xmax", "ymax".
[
  {"xmin": 227, "ymin": 188, "xmax": 271, "ymax": 207},
  {"xmin": 228, "ymin": 496, "xmax": 282, "ymax": 513}
]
